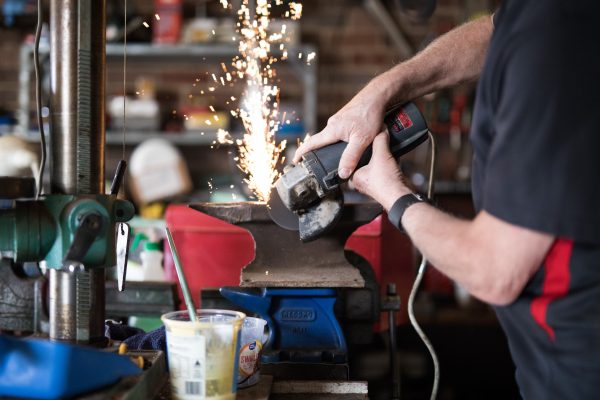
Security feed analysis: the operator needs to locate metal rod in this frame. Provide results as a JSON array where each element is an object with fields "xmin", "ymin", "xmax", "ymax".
[
  {"xmin": 48, "ymin": 0, "xmax": 107, "ymax": 343},
  {"xmin": 166, "ymin": 227, "xmax": 198, "ymax": 322},
  {"xmin": 50, "ymin": 0, "xmax": 78, "ymax": 194},
  {"xmin": 364, "ymin": 0, "xmax": 413, "ymax": 59},
  {"xmin": 50, "ymin": 0, "xmax": 105, "ymax": 194},
  {"xmin": 49, "ymin": 269, "xmax": 76, "ymax": 340},
  {"xmin": 389, "ymin": 306, "xmax": 400, "ymax": 399}
]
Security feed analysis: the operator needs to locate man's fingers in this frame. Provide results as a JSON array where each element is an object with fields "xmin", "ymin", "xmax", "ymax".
[
  {"xmin": 349, "ymin": 167, "xmax": 367, "ymax": 193},
  {"xmin": 338, "ymin": 134, "xmax": 372, "ymax": 179},
  {"xmin": 293, "ymin": 125, "xmax": 340, "ymax": 163},
  {"xmin": 371, "ymin": 130, "xmax": 390, "ymax": 156}
]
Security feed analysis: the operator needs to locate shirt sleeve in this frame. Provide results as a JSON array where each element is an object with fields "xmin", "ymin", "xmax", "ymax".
[{"xmin": 481, "ymin": 16, "xmax": 600, "ymax": 244}]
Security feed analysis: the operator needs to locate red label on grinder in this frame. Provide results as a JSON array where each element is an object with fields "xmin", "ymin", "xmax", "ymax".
[{"xmin": 397, "ymin": 110, "xmax": 413, "ymax": 129}]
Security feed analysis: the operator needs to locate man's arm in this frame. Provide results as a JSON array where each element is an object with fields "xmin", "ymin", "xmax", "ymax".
[
  {"xmin": 402, "ymin": 207, "xmax": 553, "ymax": 305},
  {"xmin": 352, "ymin": 133, "xmax": 554, "ymax": 306},
  {"xmin": 294, "ymin": 15, "xmax": 494, "ymax": 179},
  {"xmin": 378, "ymin": 14, "xmax": 494, "ymax": 107}
]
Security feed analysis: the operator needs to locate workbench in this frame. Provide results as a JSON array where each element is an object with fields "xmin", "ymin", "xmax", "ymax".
[{"xmin": 157, "ymin": 375, "xmax": 369, "ymax": 400}]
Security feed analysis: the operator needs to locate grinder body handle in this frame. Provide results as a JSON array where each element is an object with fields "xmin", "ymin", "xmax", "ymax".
[{"xmin": 306, "ymin": 102, "xmax": 429, "ymax": 191}]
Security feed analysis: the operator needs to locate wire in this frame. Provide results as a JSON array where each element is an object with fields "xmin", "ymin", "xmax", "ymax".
[
  {"xmin": 407, "ymin": 130, "xmax": 439, "ymax": 400},
  {"xmin": 34, "ymin": 0, "xmax": 46, "ymax": 199},
  {"xmin": 122, "ymin": 0, "xmax": 127, "ymax": 161}
]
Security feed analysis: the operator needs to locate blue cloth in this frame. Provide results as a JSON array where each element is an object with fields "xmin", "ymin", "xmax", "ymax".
[
  {"xmin": 0, "ymin": 335, "xmax": 140, "ymax": 399},
  {"xmin": 104, "ymin": 321, "xmax": 144, "ymax": 341},
  {"xmin": 123, "ymin": 327, "xmax": 167, "ymax": 353},
  {"xmin": 104, "ymin": 321, "xmax": 166, "ymax": 353}
]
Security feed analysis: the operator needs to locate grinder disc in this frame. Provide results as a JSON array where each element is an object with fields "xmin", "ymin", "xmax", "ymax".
[{"xmin": 267, "ymin": 188, "xmax": 299, "ymax": 231}]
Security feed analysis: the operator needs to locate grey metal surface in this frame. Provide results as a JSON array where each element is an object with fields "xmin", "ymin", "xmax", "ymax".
[
  {"xmin": 49, "ymin": 0, "xmax": 105, "ymax": 195},
  {"xmin": 76, "ymin": 0, "xmax": 93, "ymax": 194},
  {"xmin": 48, "ymin": 0, "xmax": 107, "ymax": 344},
  {"xmin": 272, "ymin": 380, "xmax": 368, "ymax": 395},
  {"xmin": 0, "ymin": 259, "xmax": 36, "ymax": 332},
  {"xmin": 75, "ymin": 268, "xmax": 91, "ymax": 342},
  {"xmin": 49, "ymin": 268, "xmax": 106, "ymax": 343},
  {"xmin": 189, "ymin": 201, "xmax": 382, "ymax": 288},
  {"xmin": 49, "ymin": 268, "xmax": 76, "ymax": 340},
  {"xmin": 237, "ymin": 374, "xmax": 273, "ymax": 400},
  {"xmin": 105, "ymin": 280, "xmax": 179, "ymax": 318},
  {"xmin": 50, "ymin": 0, "xmax": 78, "ymax": 194}
]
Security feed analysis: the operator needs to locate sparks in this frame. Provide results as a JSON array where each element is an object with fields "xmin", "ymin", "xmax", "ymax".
[
  {"xmin": 231, "ymin": 0, "xmax": 302, "ymax": 202},
  {"xmin": 217, "ymin": 129, "xmax": 233, "ymax": 144},
  {"xmin": 200, "ymin": 1, "xmax": 303, "ymax": 202},
  {"xmin": 289, "ymin": 2, "xmax": 303, "ymax": 20}
]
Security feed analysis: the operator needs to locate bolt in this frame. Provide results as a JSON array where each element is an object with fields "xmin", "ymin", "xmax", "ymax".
[{"xmin": 64, "ymin": 262, "xmax": 85, "ymax": 274}]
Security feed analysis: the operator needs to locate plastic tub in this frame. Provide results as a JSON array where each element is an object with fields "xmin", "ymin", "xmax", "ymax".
[{"xmin": 162, "ymin": 309, "xmax": 245, "ymax": 400}]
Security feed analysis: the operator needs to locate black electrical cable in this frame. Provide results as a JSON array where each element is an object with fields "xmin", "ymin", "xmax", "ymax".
[{"xmin": 34, "ymin": 0, "xmax": 46, "ymax": 199}]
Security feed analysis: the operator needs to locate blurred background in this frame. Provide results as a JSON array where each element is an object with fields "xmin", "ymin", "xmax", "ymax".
[{"xmin": 0, "ymin": 1, "xmax": 519, "ymax": 399}]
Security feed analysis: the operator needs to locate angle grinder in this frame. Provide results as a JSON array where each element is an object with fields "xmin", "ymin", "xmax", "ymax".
[{"xmin": 268, "ymin": 102, "xmax": 429, "ymax": 241}]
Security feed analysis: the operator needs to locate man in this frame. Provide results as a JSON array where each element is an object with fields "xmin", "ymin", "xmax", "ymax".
[{"xmin": 294, "ymin": 1, "xmax": 600, "ymax": 398}]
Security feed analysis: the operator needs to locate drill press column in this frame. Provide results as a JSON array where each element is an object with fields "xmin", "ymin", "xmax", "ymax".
[{"xmin": 48, "ymin": 0, "xmax": 107, "ymax": 343}]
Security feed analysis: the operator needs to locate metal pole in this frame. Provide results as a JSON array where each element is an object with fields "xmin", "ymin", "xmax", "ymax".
[
  {"xmin": 48, "ymin": 268, "xmax": 76, "ymax": 340},
  {"xmin": 386, "ymin": 283, "xmax": 401, "ymax": 399},
  {"xmin": 48, "ymin": 0, "xmax": 107, "ymax": 344},
  {"xmin": 364, "ymin": 0, "xmax": 413, "ymax": 59},
  {"xmin": 50, "ymin": 0, "xmax": 78, "ymax": 194},
  {"xmin": 50, "ymin": 0, "xmax": 105, "ymax": 194}
]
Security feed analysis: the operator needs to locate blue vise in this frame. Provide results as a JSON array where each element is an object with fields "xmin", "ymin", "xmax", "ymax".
[{"xmin": 220, "ymin": 287, "xmax": 346, "ymax": 364}]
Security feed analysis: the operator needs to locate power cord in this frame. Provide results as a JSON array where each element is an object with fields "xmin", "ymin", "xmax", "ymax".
[
  {"xmin": 406, "ymin": 131, "xmax": 439, "ymax": 400},
  {"xmin": 34, "ymin": 0, "xmax": 46, "ymax": 199}
]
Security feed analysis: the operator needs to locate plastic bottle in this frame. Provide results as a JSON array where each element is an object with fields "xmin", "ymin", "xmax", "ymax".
[{"xmin": 139, "ymin": 241, "xmax": 166, "ymax": 281}]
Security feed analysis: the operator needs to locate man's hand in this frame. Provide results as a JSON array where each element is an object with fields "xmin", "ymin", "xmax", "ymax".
[
  {"xmin": 351, "ymin": 131, "xmax": 411, "ymax": 210},
  {"xmin": 293, "ymin": 80, "xmax": 390, "ymax": 179}
]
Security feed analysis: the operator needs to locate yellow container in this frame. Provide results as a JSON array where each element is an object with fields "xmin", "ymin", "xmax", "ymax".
[{"xmin": 162, "ymin": 309, "xmax": 245, "ymax": 400}]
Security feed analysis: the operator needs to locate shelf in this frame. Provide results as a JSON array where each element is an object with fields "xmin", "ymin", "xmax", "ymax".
[
  {"xmin": 17, "ymin": 41, "xmax": 317, "ymax": 138},
  {"xmin": 105, "ymin": 130, "xmax": 240, "ymax": 145},
  {"xmin": 18, "ymin": 130, "xmax": 243, "ymax": 146},
  {"xmin": 23, "ymin": 42, "xmax": 317, "ymax": 59}
]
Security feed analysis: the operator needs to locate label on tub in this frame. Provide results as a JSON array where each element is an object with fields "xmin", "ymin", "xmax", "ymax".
[
  {"xmin": 238, "ymin": 340, "xmax": 262, "ymax": 378},
  {"xmin": 166, "ymin": 330, "xmax": 206, "ymax": 399}
]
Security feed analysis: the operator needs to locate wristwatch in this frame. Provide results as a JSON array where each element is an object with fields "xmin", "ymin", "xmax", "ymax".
[{"xmin": 387, "ymin": 193, "xmax": 428, "ymax": 232}]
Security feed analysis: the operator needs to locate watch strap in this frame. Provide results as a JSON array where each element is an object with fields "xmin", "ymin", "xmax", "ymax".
[{"xmin": 388, "ymin": 193, "xmax": 428, "ymax": 232}]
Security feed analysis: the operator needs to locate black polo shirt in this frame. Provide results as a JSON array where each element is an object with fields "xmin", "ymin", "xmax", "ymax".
[{"xmin": 470, "ymin": 1, "xmax": 600, "ymax": 398}]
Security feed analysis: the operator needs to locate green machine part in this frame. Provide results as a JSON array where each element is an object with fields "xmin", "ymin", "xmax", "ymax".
[{"xmin": 0, "ymin": 195, "xmax": 134, "ymax": 268}]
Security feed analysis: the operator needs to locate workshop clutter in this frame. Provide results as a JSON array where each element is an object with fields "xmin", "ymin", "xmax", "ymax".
[
  {"xmin": 153, "ymin": 0, "xmax": 182, "ymax": 44},
  {"xmin": 162, "ymin": 309, "xmax": 245, "ymax": 400},
  {"xmin": 238, "ymin": 317, "xmax": 269, "ymax": 388},
  {"xmin": 128, "ymin": 138, "xmax": 192, "ymax": 205}
]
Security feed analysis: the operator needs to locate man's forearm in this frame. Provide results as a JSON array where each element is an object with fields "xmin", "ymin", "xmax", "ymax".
[
  {"xmin": 401, "ymin": 204, "xmax": 488, "ymax": 299},
  {"xmin": 371, "ymin": 15, "xmax": 494, "ymax": 106},
  {"xmin": 399, "ymin": 202, "xmax": 553, "ymax": 305}
]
